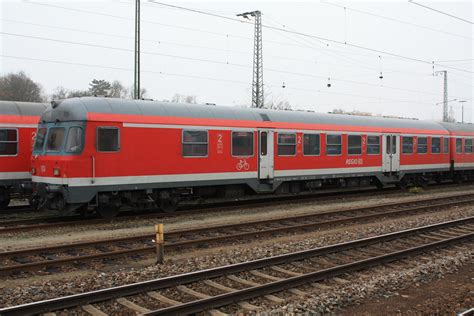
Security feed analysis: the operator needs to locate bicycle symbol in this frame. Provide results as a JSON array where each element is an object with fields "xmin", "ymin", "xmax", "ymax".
[{"xmin": 236, "ymin": 159, "xmax": 250, "ymax": 171}]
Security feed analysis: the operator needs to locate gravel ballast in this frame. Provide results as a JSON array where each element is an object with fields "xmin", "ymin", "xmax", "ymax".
[{"xmin": 1, "ymin": 204, "xmax": 472, "ymax": 309}]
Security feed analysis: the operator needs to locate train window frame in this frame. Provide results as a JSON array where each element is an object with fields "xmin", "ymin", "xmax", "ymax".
[
  {"xmin": 366, "ymin": 135, "xmax": 380, "ymax": 155},
  {"xmin": 326, "ymin": 134, "xmax": 342, "ymax": 156},
  {"xmin": 64, "ymin": 126, "xmax": 85, "ymax": 154},
  {"xmin": 431, "ymin": 137, "xmax": 441, "ymax": 154},
  {"xmin": 277, "ymin": 133, "xmax": 296, "ymax": 156},
  {"xmin": 465, "ymin": 138, "xmax": 473, "ymax": 154},
  {"xmin": 182, "ymin": 130, "xmax": 208, "ymax": 158},
  {"xmin": 443, "ymin": 137, "xmax": 449, "ymax": 153},
  {"xmin": 231, "ymin": 131, "xmax": 254, "ymax": 157},
  {"xmin": 417, "ymin": 136, "xmax": 428, "ymax": 154},
  {"xmin": 303, "ymin": 133, "xmax": 320, "ymax": 156},
  {"xmin": 456, "ymin": 138, "xmax": 463, "ymax": 154},
  {"xmin": 96, "ymin": 127, "xmax": 120, "ymax": 153},
  {"xmin": 46, "ymin": 127, "xmax": 66, "ymax": 153},
  {"xmin": 402, "ymin": 136, "xmax": 414, "ymax": 154},
  {"xmin": 0, "ymin": 128, "xmax": 18, "ymax": 157},
  {"xmin": 347, "ymin": 134, "xmax": 362, "ymax": 156}
]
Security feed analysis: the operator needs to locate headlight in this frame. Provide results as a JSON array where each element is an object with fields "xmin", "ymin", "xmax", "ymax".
[{"xmin": 53, "ymin": 168, "xmax": 60, "ymax": 176}]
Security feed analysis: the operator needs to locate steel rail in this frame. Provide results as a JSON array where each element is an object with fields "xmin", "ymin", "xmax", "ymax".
[
  {"xmin": 1, "ymin": 194, "xmax": 473, "ymax": 275},
  {"xmin": 146, "ymin": 231, "xmax": 473, "ymax": 315},
  {"xmin": 0, "ymin": 217, "xmax": 471, "ymax": 315},
  {"xmin": 0, "ymin": 186, "xmax": 393, "ymax": 233},
  {"xmin": 0, "ymin": 183, "xmax": 465, "ymax": 233}
]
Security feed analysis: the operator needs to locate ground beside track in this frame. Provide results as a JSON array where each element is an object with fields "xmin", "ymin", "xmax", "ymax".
[{"xmin": 338, "ymin": 262, "xmax": 473, "ymax": 316}]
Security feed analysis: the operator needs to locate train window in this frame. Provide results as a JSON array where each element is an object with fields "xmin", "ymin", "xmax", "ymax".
[
  {"xmin": 232, "ymin": 131, "xmax": 253, "ymax": 156},
  {"xmin": 260, "ymin": 132, "xmax": 267, "ymax": 156},
  {"xmin": 402, "ymin": 136, "xmax": 413, "ymax": 154},
  {"xmin": 303, "ymin": 134, "xmax": 320, "ymax": 156},
  {"xmin": 367, "ymin": 136, "xmax": 380, "ymax": 155},
  {"xmin": 182, "ymin": 130, "xmax": 208, "ymax": 157},
  {"xmin": 347, "ymin": 135, "xmax": 362, "ymax": 155},
  {"xmin": 65, "ymin": 127, "xmax": 84, "ymax": 153},
  {"xmin": 417, "ymin": 137, "xmax": 428, "ymax": 154},
  {"xmin": 456, "ymin": 138, "xmax": 463, "ymax": 153},
  {"xmin": 46, "ymin": 127, "xmax": 65, "ymax": 152},
  {"xmin": 34, "ymin": 128, "xmax": 47, "ymax": 152},
  {"xmin": 326, "ymin": 134, "xmax": 342, "ymax": 156},
  {"xmin": 465, "ymin": 139, "xmax": 473, "ymax": 154},
  {"xmin": 277, "ymin": 133, "xmax": 296, "ymax": 156},
  {"xmin": 0, "ymin": 129, "xmax": 18, "ymax": 156},
  {"xmin": 97, "ymin": 127, "xmax": 120, "ymax": 152},
  {"xmin": 443, "ymin": 137, "xmax": 449, "ymax": 153},
  {"xmin": 431, "ymin": 137, "xmax": 441, "ymax": 154}
]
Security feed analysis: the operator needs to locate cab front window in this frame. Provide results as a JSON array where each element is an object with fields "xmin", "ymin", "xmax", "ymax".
[
  {"xmin": 34, "ymin": 127, "xmax": 47, "ymax": 152},
  {"xmin": 46, "ymin": 127, "xmax": 65, "ymax": 152}
]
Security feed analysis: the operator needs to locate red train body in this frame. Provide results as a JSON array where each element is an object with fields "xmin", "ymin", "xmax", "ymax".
[
  {"xmin": 0, "ymin": 101, "xmax": 47, "ymax": 208},
  {"xmin": 30, "ymin": 97, "xmax": 474, "ymax": 216}
]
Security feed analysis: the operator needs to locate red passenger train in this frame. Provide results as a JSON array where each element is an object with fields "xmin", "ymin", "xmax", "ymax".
[
  {"xmin": 0, "ymin": 101, "xmax": 47, "ymax": 208},
  {"xmin": 30, "ymin": 97, "xmax": 474, "ymax": 217}
]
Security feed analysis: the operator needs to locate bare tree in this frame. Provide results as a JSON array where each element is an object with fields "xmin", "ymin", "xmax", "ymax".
[
  {"xmin": 265, "ymin": 100, "xmax": 292, "ymax": 110},
  {"xmin": 172, "ymin": 93, "xmax": 197, "ymax": 104},
  {"xmin": 0, "ymin": 71, "xmax": 45, "ymax": 102},
  {"xmin": 109, "ymin": 80, "xmax": 129, "ymax": 98},
  {"xmin": 50, "ymin": 86, "xmax": 90, "ymax": 100}
]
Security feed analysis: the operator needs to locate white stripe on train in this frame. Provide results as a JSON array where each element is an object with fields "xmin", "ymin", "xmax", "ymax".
[{"xmin": 32, "ymin": 163, "xmax": 456, "ymax": 187}]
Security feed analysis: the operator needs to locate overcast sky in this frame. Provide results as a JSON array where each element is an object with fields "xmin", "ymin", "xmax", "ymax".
[{"xmin": 1, "ymin": 0, "xmax": 473, "ymax": 122}]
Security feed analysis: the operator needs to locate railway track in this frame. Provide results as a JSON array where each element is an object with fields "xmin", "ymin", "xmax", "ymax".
[
  {"xmin": 1, "ymin": 192, "xmax": 473, "ymax": 276},
  {"xmin": 1, "ymin": 217, "xmax": 472, "ymax": 315},
  {"xmin": 0, "ymin": 186, "xmax": 401, "ymax": 233},
  {"xmin": 0, "ymin": 182, "xmax": 470, "ymax": 234}
]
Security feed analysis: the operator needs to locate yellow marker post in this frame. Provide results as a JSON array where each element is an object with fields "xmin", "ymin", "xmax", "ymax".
[{"xmin": 155, "ymin": 223, "xmax": 164, "ymax": 264}]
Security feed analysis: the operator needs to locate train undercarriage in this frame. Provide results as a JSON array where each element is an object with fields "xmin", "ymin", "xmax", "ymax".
[{"xmin": 33, "ymin": 168, "xmax": 474, "ymax": 218}]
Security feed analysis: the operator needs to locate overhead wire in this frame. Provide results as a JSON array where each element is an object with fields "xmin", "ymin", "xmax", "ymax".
[
  {"xmin": 147, "ymin": 1, "xmax": 474, "ymax": 74},
  {"xmin": 0, "ymin": 53, "xmax": 441, "ymax": 107},
  {"xmin": 408, "ymin": 0, "xmax": 473, "ymax": 25},
  {"xmin": 321, "ymin": 1, "xmax": 474, "ymax": 41},
  {"xmin": 3, "ymin": 30, "xmax": 470, "ymax": 100}
]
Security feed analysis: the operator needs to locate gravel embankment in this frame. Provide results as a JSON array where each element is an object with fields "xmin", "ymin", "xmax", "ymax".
[{"xmin": 1, "ymin": 204, "xmax": 472, "ymax": 309}]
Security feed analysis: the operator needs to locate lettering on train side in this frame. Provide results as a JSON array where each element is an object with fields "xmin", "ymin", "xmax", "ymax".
[{"xmin": 345, "ymin": 158, "xmax": 363, "ymax": 165}]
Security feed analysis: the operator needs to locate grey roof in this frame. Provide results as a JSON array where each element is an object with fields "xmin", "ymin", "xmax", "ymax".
[
  {"xmin": 42, "ymin": 97, "xmax": 448, "ymax": 132},
  {"xmin": 0, "ymin": 100, "xmax": 48, "ymax": 116},
  {"xmin": 439, "ymin": 122, "xmax": 474, "ymax": 134}
]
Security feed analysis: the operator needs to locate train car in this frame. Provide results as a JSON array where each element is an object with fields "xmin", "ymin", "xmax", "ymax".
[
  {"xmin": 440, "ymin": 122, "xmax": 474, "ymax": 182},
  {"xmin": 31, "ymin": 97, "xmax": 455, "ymax": 217},
  {"xmin": 0, "ymin": 100, "xmax": 48, "ymax": 208}
]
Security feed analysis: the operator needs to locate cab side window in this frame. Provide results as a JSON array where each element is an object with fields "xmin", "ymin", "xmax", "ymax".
[{"xmin": 97, "ymin": 127, "xmax": 120, "ymax": 152}]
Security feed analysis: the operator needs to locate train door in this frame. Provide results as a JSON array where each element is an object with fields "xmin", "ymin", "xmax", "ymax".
[
  {"xmin": 382, "ymin": 134, "xmax": 400, "ymax": 173},
  {"xmin": 258, "ymin": 130, "xmax": 274, "ymax": 180}
]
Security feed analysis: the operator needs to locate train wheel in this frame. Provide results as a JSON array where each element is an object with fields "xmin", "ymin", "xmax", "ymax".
[
  {"xmin": 159, "ymin": 197, "xmax": 179, "ymax": 213},
  {"xmin": 0, "ymin": 188, "xmax": 10, "ymax": 209},
  {"xmin": 96, "ymin": 205, "xmax": 120, "ymax": 218}
]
